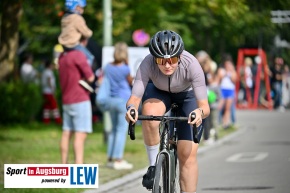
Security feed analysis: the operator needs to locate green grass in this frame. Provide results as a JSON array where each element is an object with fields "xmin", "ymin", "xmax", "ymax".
[{"xmin": 0, "ymin": 121, "xmax": 148, "ymax": 193}]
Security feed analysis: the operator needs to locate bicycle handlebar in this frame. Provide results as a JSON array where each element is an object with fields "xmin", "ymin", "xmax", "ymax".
[
  {"xmin": 138, "ymin": 115, "xmax": 188, "ymax": 121},
  {"xmin": 128, "ymin": 109, "xmax": 199, "ymax": 143}
]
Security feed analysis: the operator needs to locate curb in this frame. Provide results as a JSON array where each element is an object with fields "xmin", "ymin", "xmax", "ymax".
[
  {"xmin": 84, "ymin": 125, "xmax": 248, "ymax": 193},
  {"xmin": 83, "ymin": 168, "xmax": 147, "ymax": 193}
]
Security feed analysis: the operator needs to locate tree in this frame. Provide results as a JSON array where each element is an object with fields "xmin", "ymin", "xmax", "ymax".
[
  {"xmin": 0, "ymin": 0, "xmax": 22, "ymax": 81},
  {"xmin": 1, "ymin": 0, "xmax": 289, "ymax": 83}
]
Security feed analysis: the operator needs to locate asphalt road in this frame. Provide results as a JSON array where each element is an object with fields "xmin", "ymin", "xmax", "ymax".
[
  {"xmin": 197, "ymin": 110, "xmax": 290, "ymax": 193},
  {"xmin": 86, "ymin": 109, "xmax": 290, "ymax": 193}
]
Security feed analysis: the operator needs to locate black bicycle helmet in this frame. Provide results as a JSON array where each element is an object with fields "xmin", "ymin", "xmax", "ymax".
[{"xmin": 149, "ymin": 30, "xmax": 184, "ymax": 58}]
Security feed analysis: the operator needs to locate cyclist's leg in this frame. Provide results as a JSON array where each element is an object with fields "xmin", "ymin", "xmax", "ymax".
[
  {"xmin": 172, "ymin": 91, "xmax": 202, "ymax": 192},
  {"xmin": 142, "ymin": 98, "xmax": 166, "ymax": 142},
  {"xmin": 141, "ymin": 83, "xmax": 171, "ymax": 189},
  {"xmin": 177, "ymin": 140, "xmax": 198, "ymax": 192},
  {"xmin": 142, "ymin": 82, "xmax": 171, "ymax": 165},
  {"xmin": 142, "ymin": 98, "xmax": 166, "ymax": 165}
]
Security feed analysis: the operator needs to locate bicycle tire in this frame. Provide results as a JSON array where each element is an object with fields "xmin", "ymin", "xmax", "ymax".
[
  {"xmin": 171, "ymin": 158, "xmax": 180, "ymax": 193},
  {"xmin": 152, "ymin": 153, "xmax": 169, "ymax": 193}
]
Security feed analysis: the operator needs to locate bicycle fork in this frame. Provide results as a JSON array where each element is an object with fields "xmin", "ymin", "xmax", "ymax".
[
  {"xmin": 155, "ymin": 150, "xmax": 172, "ymax": 193},
  {"xmin": 154, "ymin": 123, "xmax": 178, "ymax": 193}
]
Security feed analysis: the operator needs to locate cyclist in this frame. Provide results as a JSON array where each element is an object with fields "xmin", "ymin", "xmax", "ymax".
[{"xmin": 125, "ymin": 30, "xmax": 210, "ymax": 193}]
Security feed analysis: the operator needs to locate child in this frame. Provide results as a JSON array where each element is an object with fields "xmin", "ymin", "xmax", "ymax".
[
  {"xmin": 58, "ymin": 0, "xmax": 93, "ymax": 65},
  {"xmin": 41, "ymin": 59, "xmax": 62, "ymax": 124}
]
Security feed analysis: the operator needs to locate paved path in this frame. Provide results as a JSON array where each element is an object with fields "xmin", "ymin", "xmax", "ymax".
[{"xmin": 84, "ymin": 109, "xmax": 290, "ymax": 193}]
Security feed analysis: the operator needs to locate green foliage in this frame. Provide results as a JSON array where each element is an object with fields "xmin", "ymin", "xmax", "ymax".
[
  {"xmin": 0, "ymin": 81, "xmax": 43, "ymax": 124},
  {"xmin": 19, "ymin": 0, "xmax": 64, "ymax": 56},
  {"xmin": 3, "ymin": 0, "xmax": 290, "ymax": 73}
]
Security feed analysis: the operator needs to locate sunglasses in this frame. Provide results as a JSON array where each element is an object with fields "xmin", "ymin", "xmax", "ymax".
[{"xmin": 155, "ymin": 57, "xmax": 179, "ymax": 65}]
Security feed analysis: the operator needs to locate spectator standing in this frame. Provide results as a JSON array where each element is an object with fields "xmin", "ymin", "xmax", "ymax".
[
  {"xmin": 282, "ymin": 65, "xmax": 290, "ymax": 108},
  {"xmin": 41, "ymin": 59, "xmax": 62, "ymax": 124},
  {"xmin": 104, "ymin": 42, "xmax": 134, "ymax": 170},
  {"xmin": 20, "ymin": 52, "xmax": 38, "ymax": 84},
  {"xmin": 240, "ymin": 57, "xmax": 254, "ymax": 105},
  {"xmin": 196, "ymin": 50, "xmax": 216, "ymax": 144},
  {"xmin": 59, "ymin": 0, "xmax": 99, "ymax": 123},
  {"xmin": 259, "ymin": 69, "xmax": 273, "ymax": 108},
  {"xmin": 270, "ymin": 56, "xmax": 284, "ymax": 110},
  {"xmin": 244, "ymin": 57, "xmax": 254, "ymax": 92},
  {"xmin": 58, "ymin": 48, "xmax": 94, "ymax": 164},
  {"xmin": 216, "ymin": 54, "xmax": 237, "ymax": 129}
]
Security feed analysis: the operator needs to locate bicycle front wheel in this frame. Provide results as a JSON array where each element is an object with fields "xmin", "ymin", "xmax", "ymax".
[
  {"xmin": 153, "ymin": 153, "xmax": 169, "ymax": 193},
  {"xmin": 172, "ymin": 159, "xmax": 180, "ymax": 193}
]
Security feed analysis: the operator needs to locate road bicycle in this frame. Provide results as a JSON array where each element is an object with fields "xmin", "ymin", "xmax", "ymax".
[{"xmin": 128, "ymin": 103, "xmax": 199, "ymax": 193}]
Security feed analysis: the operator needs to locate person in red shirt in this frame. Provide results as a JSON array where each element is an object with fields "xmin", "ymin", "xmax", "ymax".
[{"xmin": 58, "ymin": 49, "xmax": 95, "ymax": 164}]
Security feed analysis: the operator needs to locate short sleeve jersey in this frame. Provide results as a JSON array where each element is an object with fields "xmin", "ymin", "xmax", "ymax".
[
  {"xmin": 58, "ymin": 50, "xmax": 94, "ymax": 104},
  {"xmin": 132, "ymin": 50, "xmax": 207, "ymax": 100}
]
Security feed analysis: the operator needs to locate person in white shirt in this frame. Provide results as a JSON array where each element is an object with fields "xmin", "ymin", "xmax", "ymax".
[
  {"xmin": 216, "ymin": 54, "xmax": 237, "ymax": 129},
  {"xmin": 41, "ymin": 59, "xmax": 62, "ymax": 124},
  {"xmin": 20, "ymin": 53, "xmax": 38, "ymax": 84}
]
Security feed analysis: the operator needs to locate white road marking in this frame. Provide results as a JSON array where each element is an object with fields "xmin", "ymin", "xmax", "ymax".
[{"xmin": 226, "ymin": 152, "xmax": 269, "ymax": 162}]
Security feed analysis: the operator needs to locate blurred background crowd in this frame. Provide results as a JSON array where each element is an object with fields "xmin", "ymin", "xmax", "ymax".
[{"xmin": 0, "ymin": 0, "xmax": 290, "ymax": 166}]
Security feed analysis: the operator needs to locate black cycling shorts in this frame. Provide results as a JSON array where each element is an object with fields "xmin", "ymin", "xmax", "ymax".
[{"xmin": 142, "ymin": 82, "xmax": 203, "ymax": 141}]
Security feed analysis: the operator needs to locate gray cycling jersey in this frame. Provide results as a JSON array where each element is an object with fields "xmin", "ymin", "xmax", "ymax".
[{"xmin": 132, "ymin": 50, "xmax": 208, "ymax": 100}]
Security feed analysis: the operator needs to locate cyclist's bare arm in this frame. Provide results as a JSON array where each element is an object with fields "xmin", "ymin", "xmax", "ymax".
[
  {"xmin": 126, "ymin": 95, "xmax": 142, "ymax": 123},
  {"xmin": 188, "ymin": 98, "xmax": 210, "ymax": 127}
]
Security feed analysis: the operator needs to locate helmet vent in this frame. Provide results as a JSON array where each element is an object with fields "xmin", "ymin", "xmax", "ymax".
[
  {"xmin": 165, "ymin": 43, "xmax": 168, "ymax": 54},
  {"xmin": 149, "ymin": 30, "xmax": 184, "ymax": 58},
  {"xmin": 170, "ymin": 45, "xmax": 174, "ymax": 53}
]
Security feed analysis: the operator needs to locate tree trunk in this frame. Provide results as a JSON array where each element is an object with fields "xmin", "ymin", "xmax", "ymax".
[{"xmin": 0, "ymin": 0, "xmax": 22, "ymax": 81}]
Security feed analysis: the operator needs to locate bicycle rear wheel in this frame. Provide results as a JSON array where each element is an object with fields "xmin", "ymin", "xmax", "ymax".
[{"xmin": 153, "ymin": 153, "xmax": 169, "ymax": 193}]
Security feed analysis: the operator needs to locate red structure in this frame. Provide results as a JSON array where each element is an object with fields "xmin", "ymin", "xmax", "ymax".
[{"xmin": 235, "ymin": 48, "xmax": 273, "ymax": 110}]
